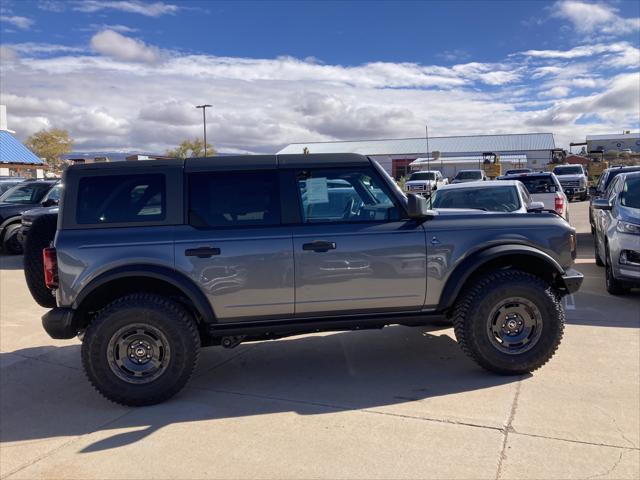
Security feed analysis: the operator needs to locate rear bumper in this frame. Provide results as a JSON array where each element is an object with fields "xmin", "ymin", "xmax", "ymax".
[
  {"xmin": 559, "ymin": 268, "xmax": 583, "ymax": 294},
  {"xmin": 42, "ymin": 308, "xmax": 79, "ymax": 339}
]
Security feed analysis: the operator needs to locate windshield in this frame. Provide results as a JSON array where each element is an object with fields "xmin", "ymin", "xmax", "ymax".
[
  {"xmin": 42, "ymin": 184, "xmax": 62, "ymax": 202},
  {"xmin": 553, "ymin": 166, "xmax": 583, "ymax": 175},
  {"xmin": 0, "ymin": 183, "xmax": 52, "ymax": 204},
  {"xmin": 506, "ymin": 169, "xmax": 530, "ymax": 175},
  {"xmin": 432, "ymin": 186, "xmax": 520, "ymax": 212},
  {"xmin": 455, "ymin": 171, "xmax": 482, "ymax": 180},
  {"xmin": 0, "ymin": 181, "xmax": 22, "ymax": 195},
  {"xmin": 604, "ymin": 167, "xmax": 640, "ymax": 190},
  {"xmin": 409, "ymin": 172, "xmax": 436, "ymax": 181},
  {"xmin": 621, "ymin": 177, "xmax": 640, "ymax": 209},
  {"xmin": 516, "ymin": 176, "xmax": 557, "ymax": 194}
]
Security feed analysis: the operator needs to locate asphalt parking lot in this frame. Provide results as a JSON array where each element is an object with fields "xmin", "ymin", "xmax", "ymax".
[{"xmin": 1, "ymin": 201, "xmax": 638, "ymax": 480}]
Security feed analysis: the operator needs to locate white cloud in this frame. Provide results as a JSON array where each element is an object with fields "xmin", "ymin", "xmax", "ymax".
[
  {"xmin": 0, "ymin": 45, "xmax": 18, "ymax": 61},
  {"xmin": 540, "ymin": 86, "xmax": 571, "ymax": 98},
  {"xmin": 1, "ymin": 33, "xmax": 638, "ymax": 153},
  {"xmin": 74, "ymin": 1, "xmax": 179, "ymax": 17},
  {"xmin": 5, "ymin": 43, "xmax": 85, "ymax": 55},
  {"xmin": 0, "ymin": 14, "xmax": 34, "ymax": 30},
  {"xmin": 552, "ymin": 0, "xmax": 640, "ymax": 36},
  {"xmin": 84, "ymin": 23, "xmax": 138, "ymax": 33},
  {"xmin": 90, "ymin": 29, "xmax": 161, "ymax": 63}
]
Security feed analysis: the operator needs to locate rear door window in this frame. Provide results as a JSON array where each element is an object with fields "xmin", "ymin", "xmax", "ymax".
[
  {"xmin": 76, "ymin": 174, "xmax": 165, "ymax": 224},
  {"xmin": 518, "ymin": 176, "xmax": 557, "ymax": 194},
  {"xmin": 188, "ymin": 171, "xmax": 280, "ymax": 228}
]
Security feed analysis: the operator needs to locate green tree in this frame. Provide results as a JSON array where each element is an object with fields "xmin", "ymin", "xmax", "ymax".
[
  {"xmin": 25, "ymin": 129, "xmax": 74, "ymax": 168},
  {"xmin": 166, "ymin": 138, "xmax": 216, "ymax": 158}
]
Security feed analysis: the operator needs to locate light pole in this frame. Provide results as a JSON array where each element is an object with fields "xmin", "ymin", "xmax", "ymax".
[{"xmin": 196, "ymin": 104, "xmax": 212, "ymax": 157}]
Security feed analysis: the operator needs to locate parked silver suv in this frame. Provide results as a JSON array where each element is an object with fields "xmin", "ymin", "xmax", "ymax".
[
  {"xmin": 36, "ymin": 154, "xmax": 582, "ymax": 406},
  {"xmin": 593, "ymin": 171, "xmax": 640, "ymax": 294}
]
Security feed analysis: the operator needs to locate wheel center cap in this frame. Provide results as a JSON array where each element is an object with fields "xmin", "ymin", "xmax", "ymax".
[
  {"xmin": 507, "ymin": 319, "xmax": 518, "ymax": 330},
  {"xmin": 135, "ymin": 347, "xmax": 146, "ymax": 357}
]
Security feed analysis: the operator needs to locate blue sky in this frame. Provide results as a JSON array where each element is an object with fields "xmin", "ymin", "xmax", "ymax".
[{"xmin": 1, "ymin": 0, "xmax": 639, "ymax": 153}]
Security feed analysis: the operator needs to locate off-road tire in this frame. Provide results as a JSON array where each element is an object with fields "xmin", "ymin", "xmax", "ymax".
[
  {"xmin": 2, "ymin": 223, "xmax": 23, "ymax": 255},
  {"xmin": 605, "ymin": 246, "xmax": 627, "ymax": 295},
  {"xmin": 452, "ymin": 269, "xmax": 564, "ymax": 375},
  {"xmin": 23, "ymin": 214, "xmax": 58, "ymax": 308},
  {"xmin": 82, "ymin": 294, "xmax": 200, "ymax": 406}
]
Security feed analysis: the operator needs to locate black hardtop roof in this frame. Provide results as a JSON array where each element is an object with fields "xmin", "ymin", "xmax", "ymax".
[{"xmin": 66, "ymin": 153, "xmax": 370, "ymax": 173}]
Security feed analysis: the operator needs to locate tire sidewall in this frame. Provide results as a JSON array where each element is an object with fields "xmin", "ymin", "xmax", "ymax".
[
  {"xmin": 3, "ymin": 224, "xmax": 23, "ymax": 254},
  {"xmin": 82, "ymin": 298, "xmax": 199, "ymax": 405},
  {"xmin": 464, "ymin": 275, "xmax": 563, "ymax": 373}
]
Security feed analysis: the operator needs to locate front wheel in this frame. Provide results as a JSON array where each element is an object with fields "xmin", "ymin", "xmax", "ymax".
[
  {"xmin": 452, "ymin": 270, "xmax": 564, "ymax": 375},
  {"xmin": 2, "ymin": 224, "xmax": 23, "ymax": 255},
  {"xmin": 82, "ymin": 294, "xmax": 200, "ymax": 406},
  {"xmin": 605, "ymin": 247, "xmax": 627, "ymax": 295}
]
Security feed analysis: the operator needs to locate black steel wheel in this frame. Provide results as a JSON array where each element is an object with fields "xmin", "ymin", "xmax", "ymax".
[
  {"xmin": 453, "ymin": 269, "xmax": 564, "ymax": 375},
  {"xmin": 487, "ymin": 297, "xmax": 542, "ymax": 354},
  {"xmin": 82, "ymin": 293, "xmax": 200, "ymax": 406},
  {"xmin": 107, "ymin": 324, "xmax": 171, "ymax": 384}
]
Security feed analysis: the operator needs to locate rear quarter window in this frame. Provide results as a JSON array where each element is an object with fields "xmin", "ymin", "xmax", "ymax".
[{"xmin": 76, "ymin": 174, "xmax": 166, "ymax": 224}]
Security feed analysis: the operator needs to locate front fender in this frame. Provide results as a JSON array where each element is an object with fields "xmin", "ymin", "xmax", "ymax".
[{"xmin": 437, "ymin": 244, "xmax": 565, "ymax": 311}]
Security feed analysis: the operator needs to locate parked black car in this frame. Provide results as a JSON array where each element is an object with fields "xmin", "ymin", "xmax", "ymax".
[
  {"xmin": 17, "ymin": 183, "xmax": 62, "ymax": 248},
  {"xmin": 589, "ymin": 166, "xmax": 640, "ymax": 234},
  {"xmin": 0, "ymin": 177, "xmax": 26, "ymax": 195},
  {"xmin": 0, "ymin": 179, "xmax": 59, "ymax": 254}
]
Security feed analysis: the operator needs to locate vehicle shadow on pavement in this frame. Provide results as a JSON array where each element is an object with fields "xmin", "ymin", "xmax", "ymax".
[
  {"xmin": 0, "ymin": 253, "xmax": 23, "ymax": 270},
  {"xmin": 1, "ymin": 326, "xmax": 522, "ymax": 453}
]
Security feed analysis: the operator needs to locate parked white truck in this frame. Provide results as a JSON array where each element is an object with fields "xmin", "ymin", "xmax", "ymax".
[{"xmin": 405, "ymin": 170, "xmax": 448, "ymax": 196}]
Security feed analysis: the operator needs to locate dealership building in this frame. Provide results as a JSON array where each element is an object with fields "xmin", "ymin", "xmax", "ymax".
[
  {"xmin": 586, "ymin": 133, "xmax": 640, "ymax": 153},
  {"xmin": 278, "ymin": 132, "xmax": 556, "ymax": 179}
]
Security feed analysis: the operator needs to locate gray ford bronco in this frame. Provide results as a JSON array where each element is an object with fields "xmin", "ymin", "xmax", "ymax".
[{"xmin": 39, "ymin": 154, "xmax": 583, "ymax": 406}]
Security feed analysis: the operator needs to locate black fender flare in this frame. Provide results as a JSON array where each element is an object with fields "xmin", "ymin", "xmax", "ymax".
[
  {"xmin": 72, "ymin": 264, "xmax": 215, "ymax": 322},
  {"xmin": 437, "ymin": 244, "xmax": 564, "ymax": 311}
]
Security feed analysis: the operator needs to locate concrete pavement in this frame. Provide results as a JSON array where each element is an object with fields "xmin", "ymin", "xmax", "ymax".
[{"xmin": 1, "ymin": 201, "xmax": 638, "ymax": 479}]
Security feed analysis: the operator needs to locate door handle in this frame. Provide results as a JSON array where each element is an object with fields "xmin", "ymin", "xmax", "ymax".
[
  {"xmin": 302, "ymin": 241, "xmax": 336, "ymax": 253},
  {"xmin": 185, "ymin": 247, "xmax": 221, "ymax": 258}
]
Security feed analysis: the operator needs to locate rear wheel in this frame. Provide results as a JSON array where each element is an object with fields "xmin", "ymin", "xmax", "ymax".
[
  {"xmin": 2, "ymin": 224, "xmax": 23, "ymax": 255},
  {"xmin": 82, "ymin": 294, "xmax": 200, "ymax": 406},
  {"xmin": 23, "ymin": 214, "xmax": 58, "ymax": 308},
  {"xmin": 452, "ymin": 270, "xmax": 564, "ymax": 374}
]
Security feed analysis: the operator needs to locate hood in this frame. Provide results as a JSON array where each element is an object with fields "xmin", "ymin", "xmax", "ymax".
[
  {"xmin": 434, "ymin": 208, "xmax": 497, "ymax": 215},
  {"xmin": 556, "ymin": 174, "xmax": 585, "ymax": 182},
  {"xmin": 22, "ymin": 206, "xmax": 59, "ymax": 222},
  {"xmin": 406, "ymin": 179, "xmax": 436, "ymax": 186}
]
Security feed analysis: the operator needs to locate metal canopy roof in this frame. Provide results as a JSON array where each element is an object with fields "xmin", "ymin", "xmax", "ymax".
[
  {"xmin": 410, "ymin": 154, "xmax": 527, "ymax": 166},
  {"xmin": 586, "ymin": 133, "xmax": 640, "ymax": 141},
  {"xmin": 0, "ymin": 131, "xmax": 43, "ymax": 165},
  {"xmin": 278, "ymin": 133, "xmax": 555, "ymax": 156}
]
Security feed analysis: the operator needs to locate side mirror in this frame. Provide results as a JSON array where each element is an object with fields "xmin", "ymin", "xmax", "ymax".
[
  {"xmin": 407, "ymin": 193, "xmax": 429, "ymax": 219},
  {"xmin": 41, "ymin": 199, "xmax": 58, "ymax": 207},
  {"xmin": 592, "ymin": 198, "xmax": 612, "ymax": 211},
  {"xmin": 528, "ymin": 201, "xmax": 545, "ymax": 211}
]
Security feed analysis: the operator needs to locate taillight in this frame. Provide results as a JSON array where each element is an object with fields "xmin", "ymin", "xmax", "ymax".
[
  {"xmin": 43, "ymin": 247, "xmax": 58, "ymax": 289},
  {"xmin": 555, "ymin": 195, "xmax": 564, "ymax": 215}
]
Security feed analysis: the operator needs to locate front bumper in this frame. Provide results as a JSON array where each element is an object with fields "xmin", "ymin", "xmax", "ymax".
[
  {"xmin": 561, "ymin": 186, "xmax": 587, "ymax": 198},
  {"xmin": 559, "ymin": 268, "xmax": 584, "ymax": 294},
  {"xmin": 42, "ymin": 308, "xmax": 79, "ymax": 339}
]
